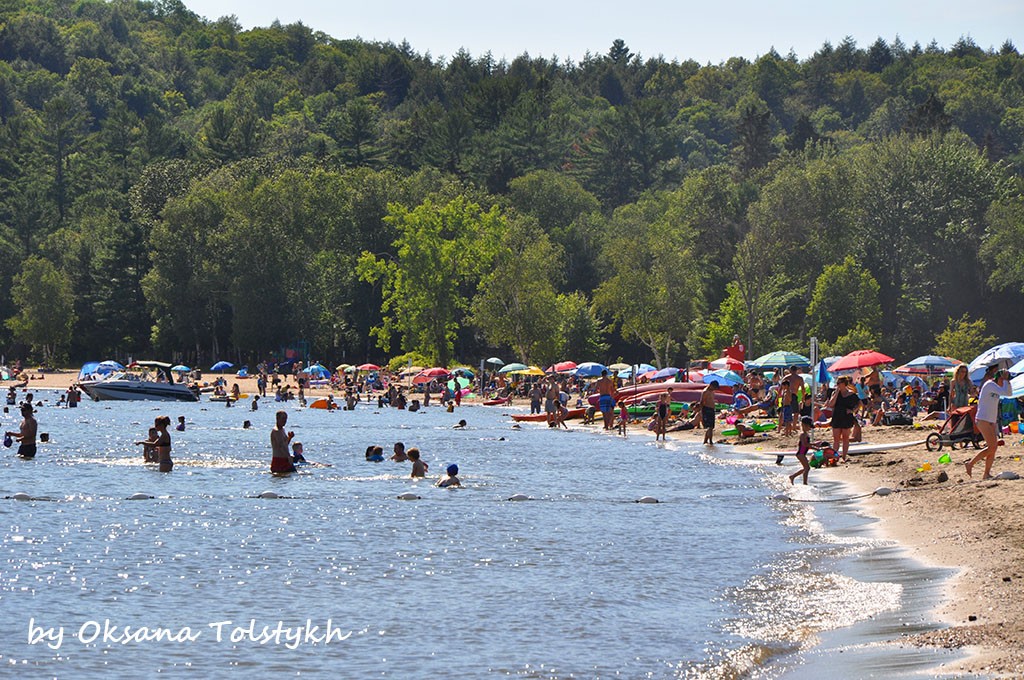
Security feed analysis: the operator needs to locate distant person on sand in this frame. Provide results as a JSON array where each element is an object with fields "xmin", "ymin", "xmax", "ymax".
[
  {"xmin": 655, "ymin": 388, "xmax": 671, "ymax": 441},
  {"xmin": 966, "ymin": 366, "xmax": 1012, "ymax": 480},
  {"xmin": 270, "ymin": 410, "xmax": 296, "ymax": 474},
  {"xmin": 701, "ymin": 381, "xmax": 719, "ymax": 445},
  {"xmin": 7, "ymin": 403, "xmax": 38, "ymax": 459},
  {"xmin": 595, "ymin": 370, "xmax": 618, "ymax": 430},
  {"xmin": 789, "ymin": 416, "xmax": 814, "ymax": 485},
  {"xmin": 135, "ymin": 415, "xmax": 172, "ymax": 471}
]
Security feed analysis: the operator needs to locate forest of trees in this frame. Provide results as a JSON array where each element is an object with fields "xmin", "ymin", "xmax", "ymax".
[{"xmin": 1, "ymin": 0, "xmax": 1023, "ymax": 368}]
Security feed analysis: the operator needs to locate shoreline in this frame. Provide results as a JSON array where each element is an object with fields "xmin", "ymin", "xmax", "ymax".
[{"xmin": 14, "ymin": 373, "xmax": 1024, "ymax": 675}]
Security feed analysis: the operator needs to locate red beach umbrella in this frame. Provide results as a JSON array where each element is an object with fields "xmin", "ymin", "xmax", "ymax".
[
  {"xmin": 828, "ymin": 349, "xmax": 895, "ymax": 373},
  {"xmin": 549, "ymin": 361, "xmax": 578, "ymax": 373},
  {"xmin": 356, "ymin": 363, "xmax": 381, "ymax": 371}
]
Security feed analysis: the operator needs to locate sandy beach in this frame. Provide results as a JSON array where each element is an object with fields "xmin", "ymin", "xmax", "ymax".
[{"xmin": 16, "ymin": 370, "xmax": 1024, "ymax": 676}]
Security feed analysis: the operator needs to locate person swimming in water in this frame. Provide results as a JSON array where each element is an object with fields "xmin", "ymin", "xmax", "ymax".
[
  {"xmin": 292, "ymin": 442, "xmax": 307, "ymax": 465},
  {"xmin": 135, "ymin": 415, "xmax": 173, "ymax": 472},
  {"xmin": 270, "ymin": 410, "xmax": 296, "ymax": 474},
  {"xmin": 391, "ymin": 442, "xmax": 407, "ymax": 462},
  {"xmin": 365, "ymin": 445, "xmax": 384, "ymax": 462},
  {"xmin": 437, "ymin": 463, "xmax": 461, "ymax": 487},
  {"xmin": 408, "ymin": 448, "xmax": 428, "ymax": 477},
  {"xmin": 453, "ymin": 419, "xmax": 467, "ymax": 429}
]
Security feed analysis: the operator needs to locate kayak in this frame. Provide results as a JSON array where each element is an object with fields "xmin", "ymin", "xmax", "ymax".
[
  {"xmin": 483, "ymin": 396, "xmax": 511, "ymax": 406},
  {"xmin": 512, "ymin": 408, "xmax": 585, "ymax": 422},
  {"xmin": 626, "ymin": 402, "xmax": 689, "ymax": 417},
  {"xmin": 721, "ymin": 422, "xmax": 778, "ymax": 436}
]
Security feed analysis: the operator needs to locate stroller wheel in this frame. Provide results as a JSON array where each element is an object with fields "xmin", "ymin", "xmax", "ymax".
[{"xmin": 925, "ymin": 433, "xmax": 941, "ymax": 452}]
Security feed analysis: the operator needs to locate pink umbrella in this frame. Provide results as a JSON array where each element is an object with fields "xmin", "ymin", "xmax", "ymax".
[
  {"xmin": 549, "ymin": 361, "xmax": 578, "ymax": 373},
  {"xmin": 828, "ymin": 350, "xmax": 895, "ymax": 373},
  {"xmin": 356, "ymin": 363, "xmax": 381, "ymax": 371},
  {"xmin": 412, "ymin": 367, "xmax": 450, "ymax": 384}
]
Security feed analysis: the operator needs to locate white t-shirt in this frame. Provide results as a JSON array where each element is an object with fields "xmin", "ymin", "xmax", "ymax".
[{"xmin": 977, "ymin": 379, "xmax": 1011, "ymax": 423}]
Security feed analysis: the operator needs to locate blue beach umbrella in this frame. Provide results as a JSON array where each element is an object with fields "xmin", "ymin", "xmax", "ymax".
[
  {"xmin": 98, "ymin": 360, "xmax": 125, "ymax": 373},
  {"xmin": 703, "ymin": 369, "xmax": 744, "ymax": 387},
  {"xmin": 652, "ymin": 366, "xmax": 680, "ymax": 380},
  {"xmin": 171, "ymin": 364, "xmax": 191, "ymax": 373},
  {"xmin": 574, "ymin": 362, "xmax": 607, "ymax": 378},
  {"xmin": 498, "ymin": 362, "xmax": 528, "ymax": 374},
  {"xmin": 303, "ymin": 364, "xmax": 331, "ymax": 379},
  {"xmin": 968, "ymin": 342, "xmax": 1024, "ymax": 382},
  {"xmin": 210, "ymin": 361, "xmax": 234, "ymax": 372}
]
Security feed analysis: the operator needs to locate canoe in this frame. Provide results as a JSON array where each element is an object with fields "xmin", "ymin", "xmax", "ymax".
[{"xmin": 512, "ymin": 408, "xmax": 585, "ymax": 422}]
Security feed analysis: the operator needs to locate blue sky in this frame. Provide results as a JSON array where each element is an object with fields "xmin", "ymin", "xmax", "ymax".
[{"xmin": 182, "ymin": 0, "xmax": 1021, "ymax": 64}]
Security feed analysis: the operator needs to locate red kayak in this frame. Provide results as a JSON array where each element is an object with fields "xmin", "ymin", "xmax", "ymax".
[
  {"xmin": 588, "ymin": 381, "xmax": 732, "ymax": 407},
  {"xmin": 512, "ymin": 408, "xmax": 585, "ymax": 422},
  {"xmin": 483, "ymin": 396, "xmax": 511, "ymax": 406}
]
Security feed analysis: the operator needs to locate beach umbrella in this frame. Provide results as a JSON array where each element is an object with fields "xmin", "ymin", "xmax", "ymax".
[
  {"xmin": 815, "ymin": 360, "xmax": 831, "ymax": 385},
  {"xmin": 335, "ymin": 363, "xmax": 351, "ymax": 372},
  {"xmin": 746, "ymin": 350, "xmax": 811, "ymax": 370},
  {"xmin": 608, "ymin": 362, "xmax": 631, "ymax": 372},
  {"xmin": 303, "ymin": 364, "xmax": 331, "ymax": 379},
  {"xmin": 446, "ymin": 376, "xmax": 471, "ymax": 392},
  {"xmin": 485, "ymin": 357, "xmax": 505, "ymax": 366},
  {"xmin": 1008, "ymin": 357, "xmax": 1024, "ymax": 376},
  {"xmin": 968, "ymin": 342, "xmax": 1024, "ymax": 381},
  {"xmin": 709, "ymin": 356, "xmax": 745, "ymax": 371},
  {"xmin": 452, "ymin": 367, "xmax": 475, "ymax": 378},
  {"xmin": 171, "ymin": 364, "xmax": 191, "ymax": 373},
  {"xmin": 828, "ymin": 350, "xmax": 894, "ymax": 373},
  {"xmin": 98, "ymin": 360, "xmax": 125, "ymax": 373},
  {"xmin": 356, "ymin": 363, "xmax": 381, "ymax": 371},
  {"xmin": 703, "ymin": 369, "xmax": 744, "ymax": 387},
  {"xmin": 511, "ymin": 365, "xmax": 546, "ymax": 376},
  {"xmin": 498, "ymin": 362, "xmax": 528, "ymax": 374},
  {"xmin": 419, "ymin": 367, "xmax": 450, "ymax": 378},
  {"xmin": 574, "ymin": 361, "xmax": 607, "ymax": 378},
  {"xmin": 210, "ymin": 360, "xmax": 233, "ymax": 372},
  {"xmin": 549, "ymin": 360, "xmax": 578, "ymax": 373},
  {"xmin": 821, "ymin": 355, "xmax": 843, "ymax": 368},
  {"xmin": 651, "ymin": 366, "xmax": 680, "ymax": 380},
  {"xmin": 893, "ymin": 355, "xmax": 960, "ymax": 376}
]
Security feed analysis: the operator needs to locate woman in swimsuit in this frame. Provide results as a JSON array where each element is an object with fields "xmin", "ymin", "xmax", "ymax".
[
  {"xmin": 826, "ymin": 376, "xmax": 859, "ymax": 462},
  {"xmin": 135, "ymin": 415, "xmax": 173, "ymax": 472},
  {"xmin": 655, "ymin": 389, "xmax": 671, "ymax": 441}
]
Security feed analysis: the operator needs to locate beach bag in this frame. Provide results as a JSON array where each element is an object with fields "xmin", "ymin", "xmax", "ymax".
[{"xmin": 882, "ymin": 411, "xmax": 913, "ymax": 426}]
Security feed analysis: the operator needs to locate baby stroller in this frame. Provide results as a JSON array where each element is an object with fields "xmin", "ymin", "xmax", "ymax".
[{"xmin": 925, "ymin": 405, "xmax": 983, "ymax": 452}]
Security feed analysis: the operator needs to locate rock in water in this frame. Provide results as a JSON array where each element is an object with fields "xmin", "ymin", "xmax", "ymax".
[
  {"xmin": 507, "ymin": 493, "xmax": 530, "ymax": 502},
  {"xmin": 258, "ymin": 490, "xmax": 279, "ymax": 499},
  {"xmin": 397, "ymin": 492, "xmax": 420, "ymax": 500},
  {"xmin": 635, "ymin": 496, "xmax": 659, "ymax": 504}
]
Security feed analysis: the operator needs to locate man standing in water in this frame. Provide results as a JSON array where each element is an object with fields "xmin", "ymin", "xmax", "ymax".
[
  {"xmin": 595, "ymin": 370, "xmax": 618, "ymax": 430},
  {"xmin": 544, "ymin": 378, "xmax": 560, "ymax": 427},
  {"xmin": 700, "ymin": 380, "xmax": 719, "ymax": 445},
  {"xmin": 6, "ymin": 403, "xmax": 37, "ymax": 458},
  {"xmin": 271, "ymin": 410, "xmax": 296, "ymax": 474}
]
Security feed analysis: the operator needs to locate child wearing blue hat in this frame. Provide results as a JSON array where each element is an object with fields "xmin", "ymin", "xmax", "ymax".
[{"xmin": 437, "ymin": 464, "xmax": 461, "ymax": 487}]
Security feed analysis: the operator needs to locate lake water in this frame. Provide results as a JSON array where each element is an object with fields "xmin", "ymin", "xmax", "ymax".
[{"xmin": 0, "ymin": 393, "xmax": 963, "ymax": 677}]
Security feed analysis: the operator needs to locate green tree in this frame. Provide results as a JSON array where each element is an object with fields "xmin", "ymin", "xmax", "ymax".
[
  {"xmin": 6, "ymin": 256, "xmax": 76, "ymax": 363},
  {"xmin": 470, "ymin": 217, "xmax": 562, "ymax": 363},
  {"xmin": 806, "ymin": 255, "xmax": 882, "ymax": 345},
  {"xmin": 932, "ymin": 314, "xmax": 996, "ymax": 362},
  {"xmin": 358, "ymin": 197, "xmax": 502, "ymax": 366},
  {"xmin": 593, "ymin": 194, "xmax": 702, "ymax": 367}
]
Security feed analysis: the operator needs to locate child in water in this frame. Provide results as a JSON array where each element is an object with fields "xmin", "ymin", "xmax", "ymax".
[
  {"xmin": 437, "ymin": 464, "xmax": 461, "ymax": 487},
  {"xmin": 176, "ymin": 416, "xmax": 186, "ymax": 431},
  {"xmin": 408, "ymin": 448, "xmax": 428, "ymax": 477},
  {"xmin": 140, "ymin": 427, "xmax": 159, "ymax": 462},
  {"xmin": 292, "ymin": 442, "xmax": 307, "ymax": 465},
  {"xmin": 365, "ymin": 445, "xmax": 384, "ymax": 462},
  {"xmin": 391, "ymin": 442, "xmax": 407, "ymax": 462},
  {"xmin": 789, "ymin": 416, "xmax": 814, "ymax": 485}
]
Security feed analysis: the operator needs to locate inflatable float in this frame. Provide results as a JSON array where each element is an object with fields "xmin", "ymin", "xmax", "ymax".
[{"xmin": 512, "ymin": 408, "xmax": 585, "ymax": 422}]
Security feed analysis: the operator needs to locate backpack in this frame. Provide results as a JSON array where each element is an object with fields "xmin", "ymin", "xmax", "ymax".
[{"xmin": 882, "ymin": 411, "xmax": 913, "ymax": 426}]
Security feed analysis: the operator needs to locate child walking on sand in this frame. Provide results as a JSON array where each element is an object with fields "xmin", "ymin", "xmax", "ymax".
[{"xmin": 789, "ymin": 416, "xmax": 814, "ymax": 485}]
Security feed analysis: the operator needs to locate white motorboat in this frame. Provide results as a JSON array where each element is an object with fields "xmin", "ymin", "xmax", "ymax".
[{"xmin": 79, "ymin": 361, "xmax": 199, "ymax": 402}]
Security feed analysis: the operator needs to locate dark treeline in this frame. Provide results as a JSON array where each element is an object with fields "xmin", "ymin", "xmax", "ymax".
[{"xmin": 1, "ymin": 0, "xmax": 1023, "ymax": 368}]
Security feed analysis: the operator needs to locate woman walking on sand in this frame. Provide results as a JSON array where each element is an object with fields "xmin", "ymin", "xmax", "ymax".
[
  {"xmin": 966, "ymin": 366, "xmax": 1012, "ymax": 480},
  {"xmin": 826, "ymin": 376, "xmax": 859, "ymax": 462}
]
